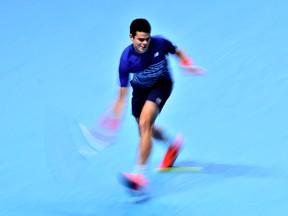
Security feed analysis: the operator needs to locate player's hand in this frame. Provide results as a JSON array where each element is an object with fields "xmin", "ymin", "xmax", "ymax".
[
  {"xmin": 98, "ymin": 100, "xmax": 125, "ymax": 131},
  {"xmin": 98, "ymin": 114, "xmax": 120, "ymax": 130},
  {"xmin": 181, "ymin": 65, "xmax": 206, "ymax": 75},
  {"xmin": 180, "ymin": 58, "xmax": 206, "ymax": 75}
]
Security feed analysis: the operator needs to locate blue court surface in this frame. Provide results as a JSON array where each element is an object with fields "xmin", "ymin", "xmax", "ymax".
[{"xmin": 1, "ymin": 0, "xmax": 288, "ymax": 215}]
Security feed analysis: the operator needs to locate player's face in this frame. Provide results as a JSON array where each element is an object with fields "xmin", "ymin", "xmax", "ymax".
[{"xmin": 130, "ymin": 31, "xmax": 151, "ymax": 54}]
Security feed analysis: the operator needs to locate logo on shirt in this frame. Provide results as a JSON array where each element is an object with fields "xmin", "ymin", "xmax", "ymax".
[{"xmin": 154, "ymin": 52, "xmax": 159, "ymax": 58}]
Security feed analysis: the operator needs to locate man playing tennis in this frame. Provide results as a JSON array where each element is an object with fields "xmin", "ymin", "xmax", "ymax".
[{"xmin": 114, "ymin": 18, "xmax": 204, "ymax": 193}]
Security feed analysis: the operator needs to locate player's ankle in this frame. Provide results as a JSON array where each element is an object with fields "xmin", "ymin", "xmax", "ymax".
[{"xmin": 133, "ymin": 164, "xmax": 149, "ymax": 179}]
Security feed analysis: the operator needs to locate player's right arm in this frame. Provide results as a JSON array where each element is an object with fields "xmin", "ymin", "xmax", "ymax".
[
  {"xmin": 113, "ymin": 49, "xmax": 130, "ymax": 117},
  {"xmin": 113, "ymin": 86, "xmax": 128, "ymax": 117}
]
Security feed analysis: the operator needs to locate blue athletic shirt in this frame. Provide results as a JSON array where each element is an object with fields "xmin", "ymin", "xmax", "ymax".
[{"xmin": 119, "ymin": 35, "xmax": 177, "ymax": 88}]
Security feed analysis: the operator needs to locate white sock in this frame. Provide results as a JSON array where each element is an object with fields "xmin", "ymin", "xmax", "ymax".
[{"xmin": 133, "ymin": 164, "xmax": 149, "ymax": 178}]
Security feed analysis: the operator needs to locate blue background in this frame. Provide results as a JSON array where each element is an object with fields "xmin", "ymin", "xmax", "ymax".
[{"xmin": 1, "ymin": 0, "xmax": 288, "ymax": 215}]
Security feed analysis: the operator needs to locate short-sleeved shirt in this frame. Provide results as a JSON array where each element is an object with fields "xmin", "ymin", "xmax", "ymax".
[{"xmin": 119, "ymin": 35, "xmax": 177, "ymax": 89}]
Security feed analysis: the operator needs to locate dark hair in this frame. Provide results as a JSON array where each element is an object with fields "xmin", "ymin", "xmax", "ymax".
[{"xmin": 130, "ymin": 18, "xmax": 151, "ymax": 37}]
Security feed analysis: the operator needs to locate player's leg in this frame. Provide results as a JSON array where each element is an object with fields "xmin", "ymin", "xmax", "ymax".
[
  {"xmin": 144, "ymin": 80, "xmax": 184, "ymax": 169},
  {"xmin": 137, "ymin": 100, "xmax": 159, "ymax": 165},
  {"xmin": 119, "ymin": 100, "xmax": 158, "ymax": 193},
  {"xmin": 119, "ymin": 88, "xmax": 156, "ymax": 192},
  {"xmin": 148, "ymin": 81, "xmax": 175, "ymax": 147},
  {"xmin": 136, "ymin": 79, "xmax": 173, "ymax": 166}
]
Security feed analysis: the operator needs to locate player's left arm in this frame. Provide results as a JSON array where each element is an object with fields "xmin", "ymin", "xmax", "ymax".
[{"xmin": 174, "ymin": 49, "xmax": 205, "ymax": 75}]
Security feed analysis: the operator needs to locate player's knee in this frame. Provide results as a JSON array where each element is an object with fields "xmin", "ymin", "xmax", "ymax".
[{"xmin": 138, "ymin": 119, "xmax": 153, "ymax": 134}]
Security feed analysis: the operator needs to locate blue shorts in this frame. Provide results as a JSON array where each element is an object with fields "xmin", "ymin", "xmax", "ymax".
[{"xmin": 131, "ymin": 79, "xmax": 173, "ymax": 118}]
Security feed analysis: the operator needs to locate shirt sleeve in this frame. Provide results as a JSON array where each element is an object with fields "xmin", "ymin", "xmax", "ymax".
[
  {"xmin": 165, "ymin": 39, "xmax": 177, "ymax": 54},
  {"xmin": 156, "ymin": 35, "xmax": 177, "ymax": 54}
]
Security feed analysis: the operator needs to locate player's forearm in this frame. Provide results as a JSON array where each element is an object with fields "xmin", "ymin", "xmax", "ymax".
[
  {"xmin": 113, "ymin": 87, "xmax": 128, "ymax": 117},
  {"xmin": 175, "ymin": 49, "xmax": 205, "ymax": 75},
  {"xmin": 175, "ymin": 49, "xmax": 192, "ymax": 65},
  {"xmin": 118, "ymin": 87, "xmax": 128, "ymax": 102}
]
